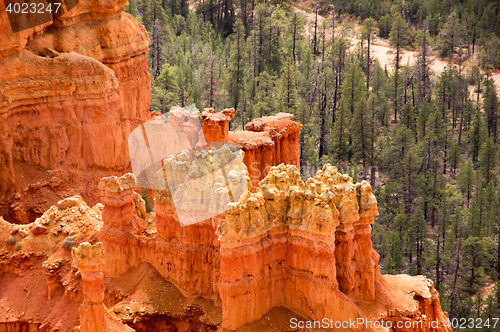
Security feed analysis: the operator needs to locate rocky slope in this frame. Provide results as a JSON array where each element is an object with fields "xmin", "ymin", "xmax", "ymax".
[
  {"xmin": 0, "ymin": 0, "xmax": 151, "ymax": 224},
  {"xmin": 0, "ymin": 161, "xmax": 451, "ymax": 331}
]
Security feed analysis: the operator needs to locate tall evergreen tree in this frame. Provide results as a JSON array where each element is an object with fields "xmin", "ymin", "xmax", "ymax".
[
  {"xmin": 289, "ymin": 13, "xmax": 303, "ymax": 63},
  {"xmin": 361, "ymin": 18, "xmax": 377, "ymax": 89},
  {"xmin": 483, "ymin": 77, "xmax": 499, "ymax": 142},
  {"xmin": 469, "ymin": 106, "xmax": 482, "ymax": 163},
  {"xmin": 330, "ymin": 37, "xmax": 350, "ymax": 125},
  {"xmin": 229, "ymin": 19, "xmax": 246, "ymax": 114},
  {"xmin": 279, "ymin": 58, "xmax": 298, "ymax": 113},
  {"xmin": 351, "ymin": 84, "xmax": 372, "ymax": 174},
  {"xmin": 479, "ymin": 137, "xmax": 497, "ymax": 186},
  {"xmin": 438, "ymin": 11, "xmax": 463, "ymax": 58},
  {"xmin": 390, "ymin": 14, "xmax": 408, "ymax": 120},
  {"xmin": 416, "ymin": 26, "xmax": 432, "ymax": 104}
]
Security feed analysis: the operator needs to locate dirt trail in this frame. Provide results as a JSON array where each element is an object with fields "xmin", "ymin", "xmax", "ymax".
[{"xmin": 292, "ymin": 3, "xmax": 500, "ymax": 91}]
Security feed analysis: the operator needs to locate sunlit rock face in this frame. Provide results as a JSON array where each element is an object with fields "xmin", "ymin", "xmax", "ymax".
[
  {"xmin": 94, "ymin": 166, "xmax": 450, "ymax": 332},
  {"xmin": 0, "ymin": 162, "xmax": 451, "ymax": 331},
  {"xmin": 0, "ymin": 0, "xmax": 150, "ymax": 223},
  {"xmin": 216, "ymin": 164, "xmax": 377, "ymax": 329}
]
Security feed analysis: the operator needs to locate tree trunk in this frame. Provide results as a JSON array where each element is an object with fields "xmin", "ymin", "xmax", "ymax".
[
  {"xmin": 313, "ymin": 4, "xmax": 318, "ymax": 55},
  {"xmin": 436, "ymin": 230, "xmax": 441, "ymax": 291},
  {"xmin": 366, "ymin": 33, "xmax": 370, "ymax": 89},
  {"xmin": 477, "ymin": 73, "xmax": 481, "ymax": 103},
  {"xmin": 472, "ymin": 20, "xmax": 476, "ymax": 54},
  {"xmin": 469, "ymin": 250, "xmax": 476, "ymax": 295},
  {"xmin": 210, "ymin": 58, "xmax": 214, "ymax": 107},
  {"xmin": 431, "ymin": 159, "xmax": 438, "ymax": 228},
  {"xmin": 394, "ymin": 27, "xmax": 401, "ymax": 120},
  {"xmin": 450, "ymin": 229, "xmax": 462, "ymax": 316},
  {"xmin": 322, "ymin": 22, "xmax": 326, "ymax": 61},
  {"xmin": 319, "ymin": 76, "xmax": 328, "ymax": 158}
]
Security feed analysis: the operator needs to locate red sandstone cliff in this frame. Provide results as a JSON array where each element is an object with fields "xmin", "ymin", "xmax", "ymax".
[
  {"xmin": 0, "ymin": 162, "xmax": 451, "ymax": 331},
  {"xmin": 0, "ymin": 0, "xmax": 150, "ymax": 223}
]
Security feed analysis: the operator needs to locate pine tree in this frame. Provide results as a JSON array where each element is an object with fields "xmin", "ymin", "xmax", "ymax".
[
  {"xmin": 289, "ymin": 13, "xmax": 303, "ymax": 64},
  {"xmin": 332, "ymin": 96, "xmax": 351, "ymax": 163},
  {"xmin": 469, "ymin": 106, "xmax": 482, "ymax": 163},
  {"xmin": 330, "ymin": 37, "xmax": 350, "ymax": 125},
  {"xmin": 438, "ymin": 11, "xmax": 463, "ymax": 58},
  {"xmin": 252, "ymin": 71, "xmax": 276, "ymax": 117},
  {"xmin": 151, "ymin": 63, "xmax": 180, "ymax": 113},
  {"xmin": 390, "ymin": 14, "xmax": 407, "ymax": 120},
  {"xmin": 351, "ymin": 87, "xmax": 372, "ymax": 175},
  {"xmin": 279, "ymin": 58, "xmax": 298, "ymax": 113},
  {"xmin": 420, "ymin": 109, "xmax": 445, "ymax": 227},
  {"xmin": 340, "ymin": 60, "xmax": 365, "ymax": 114},
  {"xmin": 479, "ymin": 136, "xmax": 497, "ymax": 186},
  {"xmin": 229, "ymin": 19, "xmax": 246, "ymax": 113},
  {"xmin": 370, "ymin": 60, "xmax": 390, "ymax": 127},
  {"xmin": 378, "ymin": 14, "xmax": 391, "ymax": 38},
  {"xmin": 450, "ymin": 141, "xmax": 461, "ymax": 173},
  {"xmin": 483, "ymin": 77, "xmax": 498, "ymax": 142},
  {"xmin": 142, "ymin": 0, "xmax": 168, "ymax": 79},
  {"xmin": 336, "ymin": 60, "xmax": 365, "ymax": 162},
  {"xmin": 361, "ymin": 18, "xmax": 376, "ymax": 89},
  {"xmin": 416, "ymin": 26, "xmax": 432, "ymax": 104},
  {"xmin": 125, "ymin": 0, "xmax": 137, "ymax": 15},
  {"xmin": 400, "ymin": 103, "xmax": 417, "ymax": 138},
  {"xmin": 406, "ymin": 210, "xmax": 427, "ymax": 275}
]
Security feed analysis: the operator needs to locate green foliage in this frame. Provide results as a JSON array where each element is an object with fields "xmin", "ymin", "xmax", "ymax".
[
  {"xmin": 141, "ymin": 189, "xmax": 154, "ymax": 213},
  {"xmin": 151, "ymin": 63, "xmax": 180, "ymax": 113},
  {"xmin": 458, "ymin": 159, "xmax": 476, "ymax": 206},
  {"xmin": 251, "ymin": 71, "xmax": 277, "ymax": 117},
  {"xmin": 437, "ymin": 11, "xmax": 463, "ymax": 57},
  {"xmin": 377, "ymin": 14, "xmax": 391, "ymax": 38},
  {"xmin": 478, "ymin": 137, "xmax": 497, "ymax": 185},
  {"xmin": 124, "ymin": 0, "xmax": 137, "ymax": 16}
]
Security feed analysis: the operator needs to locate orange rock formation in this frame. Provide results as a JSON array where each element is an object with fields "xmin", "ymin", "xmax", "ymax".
[
  {"xmin": 72, "ymin": 242, "xmax": 107, "ymax": 332},
  {"xmin": 202, "ymin": 109, "xmax": 303, "ymax": 188},
  {"xmin": 0, "ymin": 0, "xmax": 150, "ymax": 223},
  {"xmin": 93, "ymin": 163, "xmax": 449, "ymax": 331},
  {"xmin": 1, "ymin": 161, "xmax": 452, "ymax": 331}
]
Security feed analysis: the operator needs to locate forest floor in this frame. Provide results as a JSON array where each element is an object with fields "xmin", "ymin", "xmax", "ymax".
[
  {"xmin": 480, "ymin": 281, "xmax": 498, "ymax": 309},
  {"xmin": 289, "ymin": 1, "xmax": 500, "ymax": 93}
]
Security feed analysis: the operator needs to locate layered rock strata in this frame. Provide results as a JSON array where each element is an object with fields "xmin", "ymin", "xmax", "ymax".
[
  {"xmin": 0, "ymin": 0, "xmax": 150, "ymax": 223},
  {"xmin": 95, "ymin": 166, "xmax": 450, "ymax": 332},
  {"xmin": 100, "ymin": 140, "xmax": 250, "ymax": 301},
  {"xmin": 0, "ymin": 163, "xmax": 452, "ymax": 331},
  {"xmin": 72, "ymin": 242, "xmax": 107, "ymax": 332},
  {"xmin": 202, "ymin": 109, "xmax": 303, "ymax": 188},
  {"xmin": 216, "ymin": 164, "xmax": 376, "ymax": 330},
  {"xmin": 98, "ymin": 172, "xmax": 220, "ymax": 298},
  {"xmin": 0, "ymin": 195, "xmax": 103, "ymax": 331}
]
